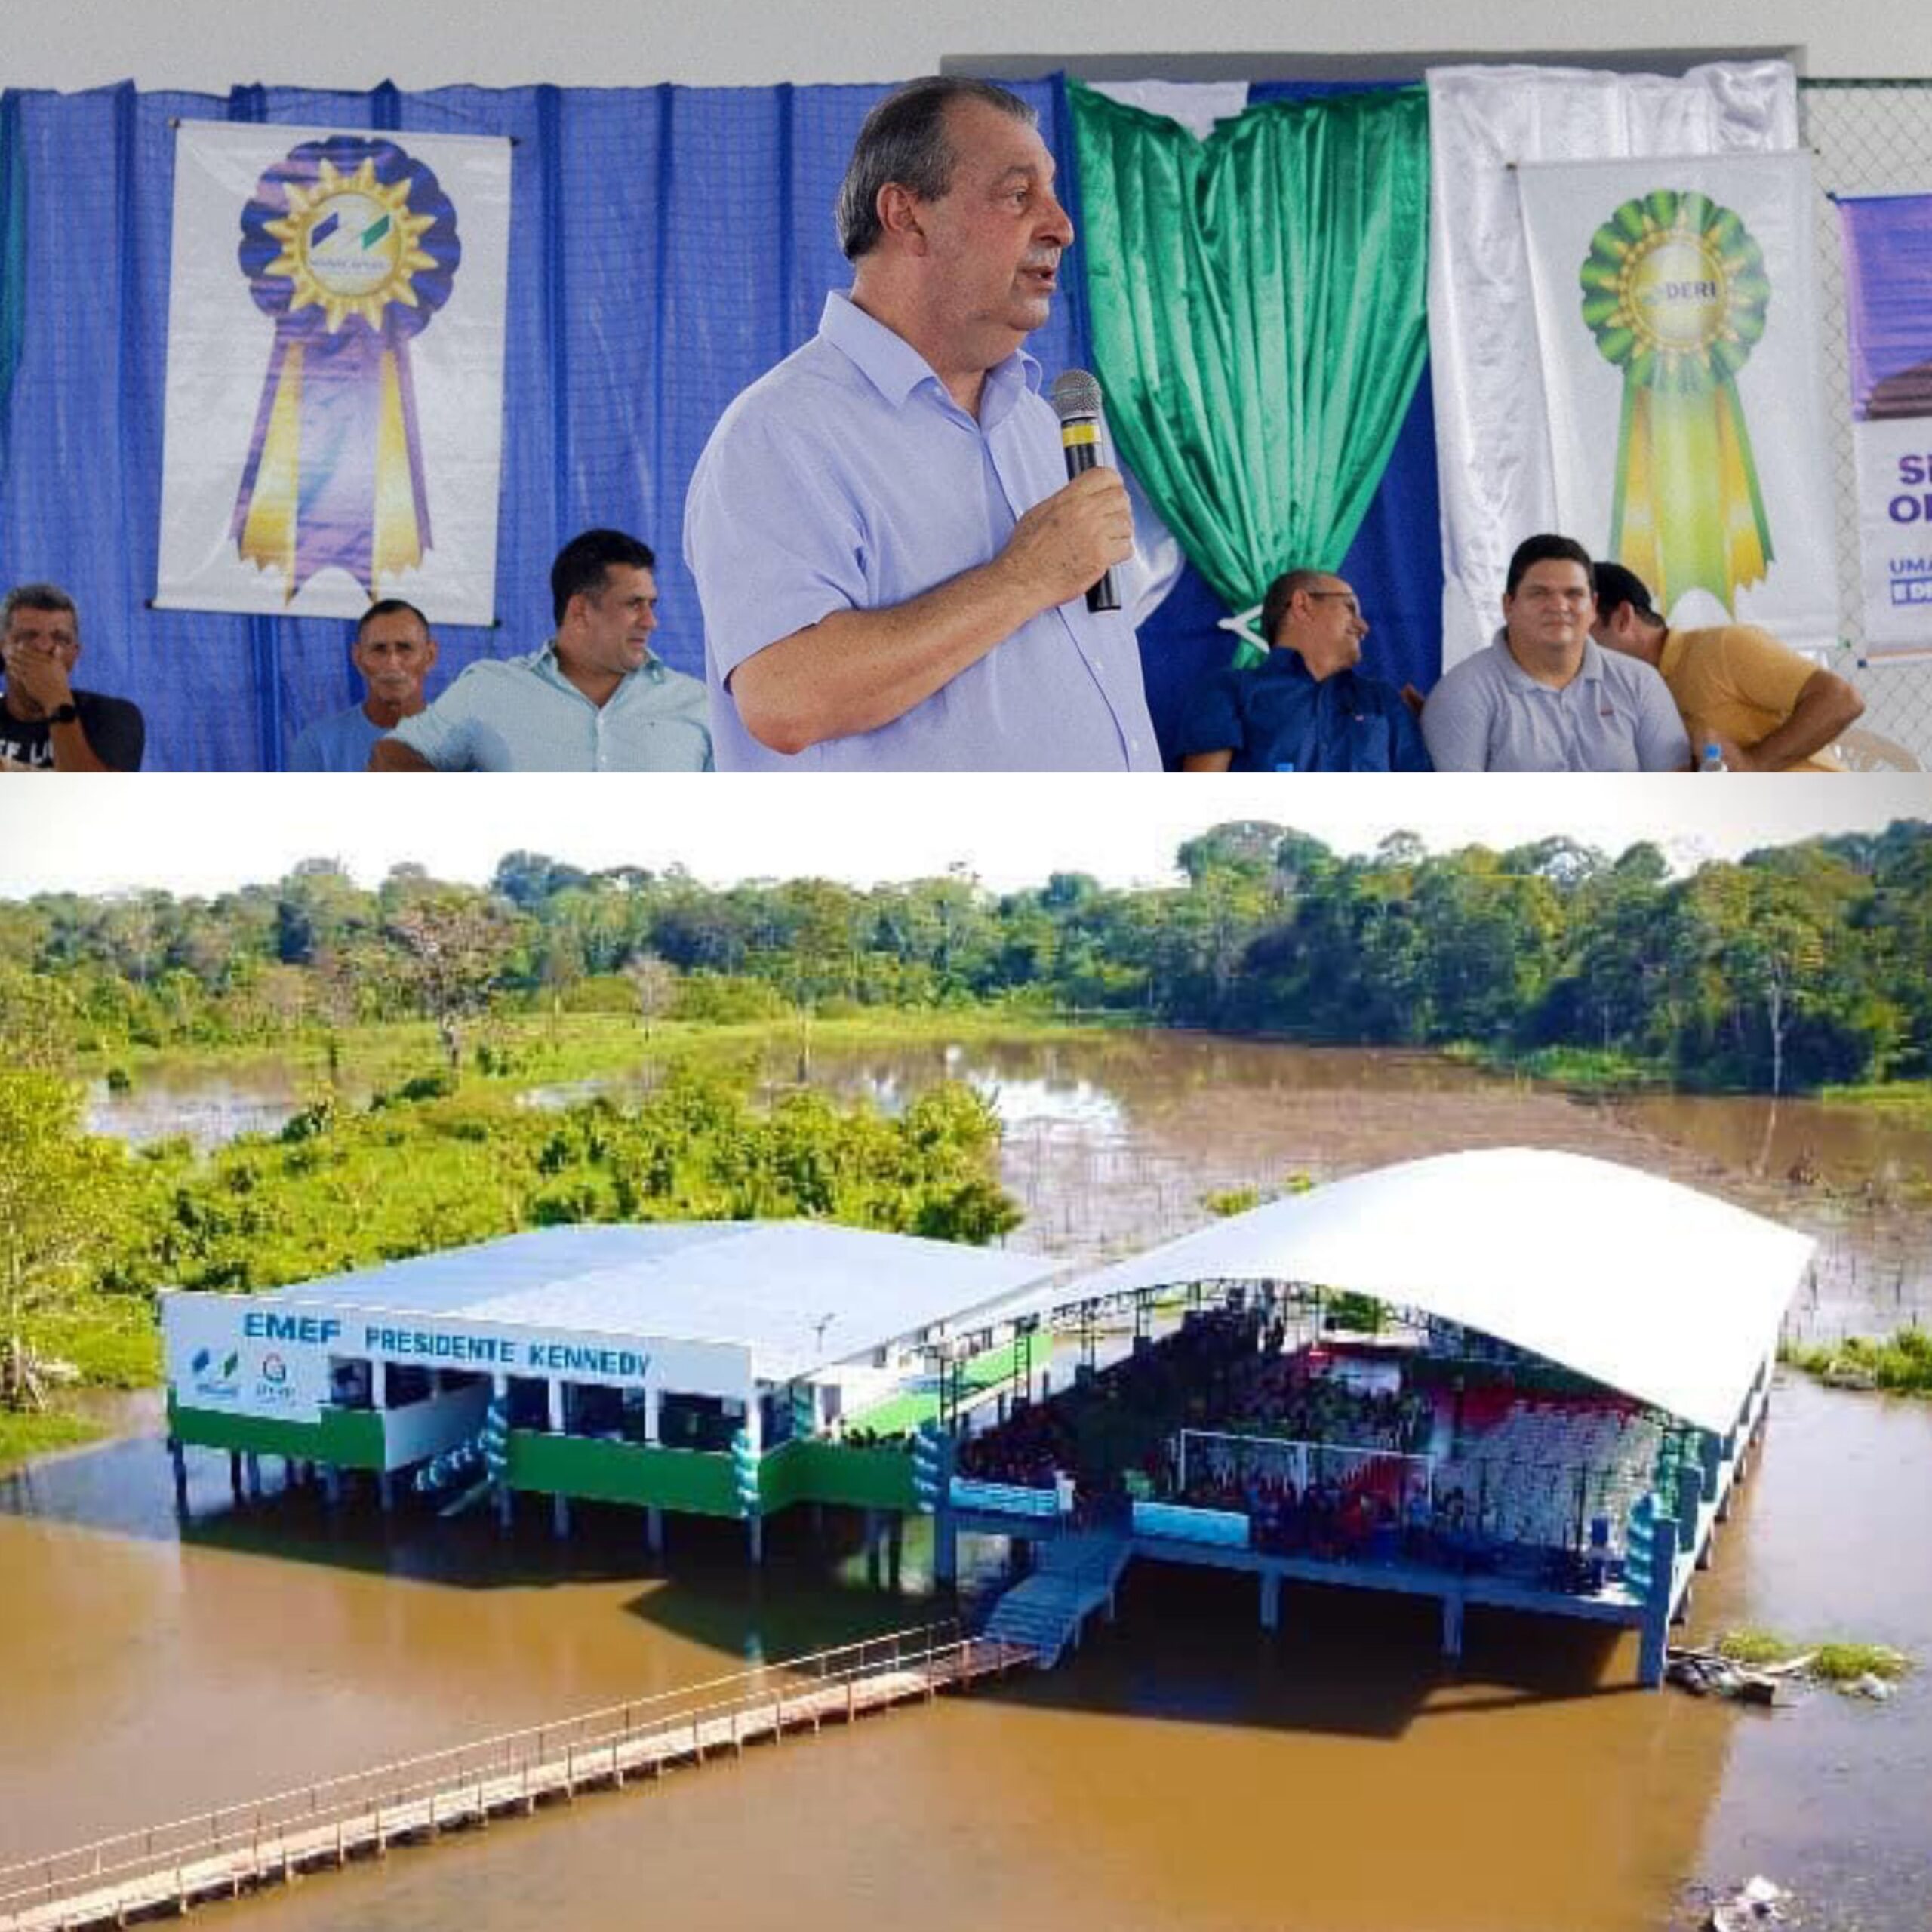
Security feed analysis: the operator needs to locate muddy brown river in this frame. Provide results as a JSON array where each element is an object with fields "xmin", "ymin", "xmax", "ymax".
[{"xmin": 20, "ymin": 1032, "xmax": 1931, "ymax": 1930}]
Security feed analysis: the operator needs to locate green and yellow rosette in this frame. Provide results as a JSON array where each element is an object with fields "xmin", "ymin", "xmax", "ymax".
[{"xmin": 1580, "ymin": 189, "xmax": 1773, "ymax": 611}]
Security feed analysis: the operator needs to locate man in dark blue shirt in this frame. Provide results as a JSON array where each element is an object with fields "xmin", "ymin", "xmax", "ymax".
[{"xmin": 1178, "ymin": 569, "xmax": 1430, "ymax": 773}]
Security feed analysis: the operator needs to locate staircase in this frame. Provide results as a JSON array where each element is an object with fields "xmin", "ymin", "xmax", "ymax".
[{"xmin": 979, "ymin": 1528, "xmax": 1133, "ymax": 1668}]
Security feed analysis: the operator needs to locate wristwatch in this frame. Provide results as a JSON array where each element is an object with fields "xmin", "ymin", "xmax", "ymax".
[{"xmin": 46, "ymin": 703, "xmax": 78, "ymax": 726}]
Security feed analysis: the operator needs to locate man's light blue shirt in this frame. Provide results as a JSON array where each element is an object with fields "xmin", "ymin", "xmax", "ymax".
[
  {"xmin": 684, "ymin": 291, "xmax": 1158, "ymax": 771},
  {"xmin": 1421, "ymin": 635, "xmax": 1690, "ymax": 772},
  {"xmin": 383, "ymin": 645, "xmax": 712, "ymax": 771},
  {"xmin": 289, "ymin": 703, "xmax": 384, "ymax": 772}
]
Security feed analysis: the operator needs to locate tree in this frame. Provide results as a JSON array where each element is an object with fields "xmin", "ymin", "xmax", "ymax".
[
  {"xmin": 386, "ymin": 893, "xmax": 518, "ymax": 1072},
  {"xmin": 0, "ymin": 1069, "xmax": 126, "ymax": 1409},
  {"xmin": 624, "ymin": 952, "xmax": 678, "ymax": 1036}
]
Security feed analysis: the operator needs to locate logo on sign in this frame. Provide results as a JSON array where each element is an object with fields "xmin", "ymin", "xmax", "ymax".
[{"xmin": 191, "ymin": 1346, "xmax": 242, "ymax": 1402}]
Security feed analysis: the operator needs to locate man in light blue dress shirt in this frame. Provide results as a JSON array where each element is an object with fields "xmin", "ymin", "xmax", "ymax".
[
  {"xmin": 370, "ymin": 531, "xmax": 712, "ymax": 771},
  {"xmin": 1421, "ymin": 534, "xmax": 1690, "ymax": 772},
  {"xmin": 289, "ymin": 599, "xmax": 438, "ymax": 771},
  {"xmin": 684, "ymin": 77, "xmax": 1158, "ymax": 771}
]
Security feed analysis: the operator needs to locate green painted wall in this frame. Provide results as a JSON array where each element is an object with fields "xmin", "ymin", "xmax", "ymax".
[
  {"xmin": 502, "ymin": 1432, "xmax": 915, "ymax": 1515},
  {"xmin": 167, "ymin": 1398, "xmax": 385, "ymax": 1470},
  {"xmin": 506, "ymin": 1432, "xmax": 742, "ymax": 1515},
  {"xmin": 168, "ymin": 1407, "xmax": 919, "ymax": 1518},
  {"xmin": 765, "ymin": 1440, "xmax": 917, "ymax": 1512}
]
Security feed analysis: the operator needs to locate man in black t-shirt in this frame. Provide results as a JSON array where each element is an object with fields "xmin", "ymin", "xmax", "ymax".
[{"xmin": 0, "ymin": 583, "xmax": 145, "ymax": 771}]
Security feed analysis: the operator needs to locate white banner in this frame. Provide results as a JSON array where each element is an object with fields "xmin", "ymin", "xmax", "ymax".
[
  {"xmin": 1518, "ymin": 152, "xmax": 1837, "ymax": 650},
  {"xmin": 1839, "ymin": 193, "xmax": 1932, "ymax": 653},
  {"xmin": 1425, "ymin": 63, "xmax": 1799, "ymax": 669},
  {"xmin": 155, "ymin": 122, "xmax": 511, "ymax": 623}
]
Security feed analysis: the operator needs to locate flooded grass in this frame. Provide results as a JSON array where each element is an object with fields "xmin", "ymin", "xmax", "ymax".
[
  {"xmin": 0, "ymin": 1407, "xmax": 101, "ymax": 1470},
  {"xmin": 1781, "ymin": 1327, "xmax": 1932, "ymax": 1395},
  {"xmin": 1717, "ymin": 1627, "xmax": 1913, "ymax": 1684},
  {"xmin": 1818, "ymin": 1079, "xmax": 1932, "ymax": 1127}
]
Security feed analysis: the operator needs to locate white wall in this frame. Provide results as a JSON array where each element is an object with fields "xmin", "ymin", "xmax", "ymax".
[{"xmin": 0, "ymin": 0, "xmax": 1917, "ymax": 95}]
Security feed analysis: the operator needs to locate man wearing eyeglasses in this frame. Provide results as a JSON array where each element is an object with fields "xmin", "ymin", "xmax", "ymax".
[
  {"xmin": 1420, "ymin": 534, "xmax": 1690, "ymax": 771},
  {"xmin": 1178, "ymin": 569, "xmax": 1430, "ymax": 771}
]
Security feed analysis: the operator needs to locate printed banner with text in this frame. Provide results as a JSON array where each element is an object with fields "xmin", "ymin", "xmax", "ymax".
[
  {"xmin": 1838, "ymin": 192, "xmax": 1932, "ymax": 654},
  {"xmin": 155, "ymin": 122, "xmax": 511, "ymax": 623},
  {"xmin": 1518, "ymin": 153, "xmax": 1837, "ymax": 651}
]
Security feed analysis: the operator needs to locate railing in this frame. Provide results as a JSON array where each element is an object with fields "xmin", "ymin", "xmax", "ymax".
[
  {"xmin": 949, "ymin": 1476, "xmax": 1062, "ymax": 1518},
  {"xmin": 0, "ymin": 1620, "xmax": 993, "ymax": 1930}
]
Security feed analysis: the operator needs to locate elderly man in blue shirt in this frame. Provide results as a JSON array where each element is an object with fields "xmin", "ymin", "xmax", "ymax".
[
  {"xmin": 684, "ymin": 77, "xmax": 1158, "ymax": 771},
  {"xmin": 290, "ymin": 598, "xmax": 438, "ymax": 771},
  {"xmin": 370, "ymin": 531, "xmax": 712, "ymax": 771},
  {"xmin": 1178, "ymin": 569, "xmax": 1431, "ymax": 772}
]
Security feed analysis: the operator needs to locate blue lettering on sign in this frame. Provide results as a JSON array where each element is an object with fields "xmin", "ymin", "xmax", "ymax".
[
  {"xmin": 242, "ymin": 1311, "xmax": 342, "ymax": 1346},
  {"xmin": 527, "ymin": 1343, "xmax": 650, "ymax": 1380},
  {"xmin": 1888, "ymin": 492, "xmax": 1932, "ymax": 525},
  {"xmin": 1891, "ymin": 577, "xmax": 1932, "ymax": 607},
  {"xmin": 360, "ymin": 1325, "xmax": 519, "ymax": 1367},
  {"xmin": 1899, "ymin": 454, "xmax": 1930, "ymax": 487}
]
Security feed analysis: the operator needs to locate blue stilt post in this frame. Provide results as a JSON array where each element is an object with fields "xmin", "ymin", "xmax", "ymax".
[
  {"xmin": 1260, "ymin": 1571, "xmax": 1281, "ymax": 1632},
  {"xmin": 1638, "ymin": 1512, "xmax": 1681, "ymax": 1686},
  {"xmin": 1675, "ymin": 1461, "xmax": 1704, "ymax": 1580}
]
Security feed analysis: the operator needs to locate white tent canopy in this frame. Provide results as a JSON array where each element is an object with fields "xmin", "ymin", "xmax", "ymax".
[{"xmin": 1048, "ymin": 1149, "xmax": 1813, "ymax": 1434}]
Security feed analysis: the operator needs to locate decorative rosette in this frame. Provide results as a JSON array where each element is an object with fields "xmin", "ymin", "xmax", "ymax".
[
  {"xmin": 1579, "ymin": 189, "xmax": 1773, "ymax": 611},
  {"xmin": 232, "ymin": 136, "xmax": 460, "ymax": 601}
]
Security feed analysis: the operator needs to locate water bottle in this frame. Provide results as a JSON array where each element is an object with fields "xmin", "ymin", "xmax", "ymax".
[{"xmin": 1698, "ymin": 740, "xmax": 1727, "ymax": 774}]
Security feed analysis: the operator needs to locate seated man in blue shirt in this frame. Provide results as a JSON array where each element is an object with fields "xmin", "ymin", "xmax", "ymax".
[
  {"xmin": 1178, "ymin": 570, "xmax": 1430, "ymax": 772},
  {"xmin": 289, "ymin": 599, "xmax": 438, "ymax": 771},
  {"xmin": 370, "ymin": 531, "xmax": 712, "ymax": 771}
]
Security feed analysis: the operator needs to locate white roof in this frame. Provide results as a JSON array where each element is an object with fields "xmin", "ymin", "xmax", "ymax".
[
  {"xmin": 1050, "ymin": 1149, "xmax": 1812, "ymax": 1433},
  {"xmin": 264, "ymin": 1222, "xmax": 1056, "ymax": 1384}
]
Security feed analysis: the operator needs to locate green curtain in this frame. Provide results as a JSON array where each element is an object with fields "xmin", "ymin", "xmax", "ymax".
[{"xmin": 1069, "ymin": 81, "xmax": 1432, "ymax": 635}]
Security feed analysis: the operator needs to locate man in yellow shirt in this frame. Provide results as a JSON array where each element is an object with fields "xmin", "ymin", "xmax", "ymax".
[{"xmin": 1591, "ymin": 562, "xmax": 1863, "ymax": 771}]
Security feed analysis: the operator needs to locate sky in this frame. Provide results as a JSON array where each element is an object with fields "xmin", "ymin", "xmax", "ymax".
[{"xmin": 2, "ymin": 774, "xmax": 1927, "ymax": 900}]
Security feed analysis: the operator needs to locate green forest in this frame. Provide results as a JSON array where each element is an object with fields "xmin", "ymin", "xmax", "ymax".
[
  {"xmin": 3, "ymin": 817, "xmax": 1930, "ymax": 1462},
  {"xmin": 5, "ymin": 817, "xmax": 1930, "ymax": 1092}
]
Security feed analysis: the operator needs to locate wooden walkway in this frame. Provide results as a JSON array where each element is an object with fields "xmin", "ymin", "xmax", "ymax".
[{"xmin": 0, "ymin": 1624, "xmax": 1032, "ymax": 1932}]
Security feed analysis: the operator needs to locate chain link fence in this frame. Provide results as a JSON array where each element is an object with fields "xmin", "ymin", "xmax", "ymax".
[{"xmin": 1803, "ymin": 79, "xmax": 1932, "ymax": 769}]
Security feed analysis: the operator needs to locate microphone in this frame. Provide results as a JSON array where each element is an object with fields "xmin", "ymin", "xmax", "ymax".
[{"xmin": 1049, "ymin": 368, "xmax": 1121, "ymax": 614}]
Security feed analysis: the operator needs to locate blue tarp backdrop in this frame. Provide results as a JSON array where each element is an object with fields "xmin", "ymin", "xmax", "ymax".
[{"xmin": 0, "ymin": 77, "xmax": 1443, "ymax": 771}]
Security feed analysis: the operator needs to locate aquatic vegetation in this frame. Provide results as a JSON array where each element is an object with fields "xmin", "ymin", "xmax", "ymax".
[
  {"xmin": 1, "ymin": 1062, "xmax": 1021, "ymax": 1465},
  {"xmin": 1781, "ymin": 1327, "xmax": 1932, "ymax": 1395},
  {"xmin": 1717, "ymin": 1627, "xmax": 1912, "ymax": 1684}
]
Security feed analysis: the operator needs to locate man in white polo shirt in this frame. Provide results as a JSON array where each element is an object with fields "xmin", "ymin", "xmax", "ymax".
[
  {"xmin": 371, "ymin": 531, "xmax": 711, "ymax": 771},
  {"xmin": 1421, "ymin": 533, "xmax": 1689, "ymax": 772}
]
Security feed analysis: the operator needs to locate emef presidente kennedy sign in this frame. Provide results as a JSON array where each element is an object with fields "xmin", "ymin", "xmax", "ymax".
[{"xmin": 241, "ymin": 1309, "xmax": 652, "ymax": 1382}]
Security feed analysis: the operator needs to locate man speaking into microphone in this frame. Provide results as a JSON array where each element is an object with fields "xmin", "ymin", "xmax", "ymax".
[{"xmin": 684, "ymin": 77, "xmax": 1158, "ymax": 770}]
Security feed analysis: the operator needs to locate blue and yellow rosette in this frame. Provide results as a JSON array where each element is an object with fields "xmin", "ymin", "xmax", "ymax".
[
  {"xmin": 232, "ymin": 136, "xmax": 460, "ymax": 601},
  {"xmin": 1580, "ymin": 189, "xmax": 1773, "ymax": 611}
]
